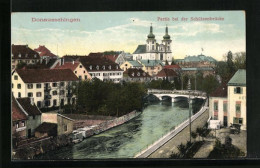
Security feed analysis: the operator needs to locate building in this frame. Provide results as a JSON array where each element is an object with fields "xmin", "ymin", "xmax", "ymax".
[
  {"xmin": 227, "ymin": 69, "xmax": 246, "ymax": 130},
  {"xmin": 16, "ymin": 97, "xmax": 42, "ymax": 138},
  {"xmin": 155, "ymin": 68, "xmax": 178, "ymax": 81},
  {"xmin": 104, "ymin": 51, "xmax": 127, "ymax": 66},
  {"xmin": 133, "ymin": 25, "xmax": 173, "ymax": 64},
  {"xmin": 12, "ymin": 69, "xmax": 79, "ymax": 108},
  {"xmin": 40, "ymin": 113, "xmax": 74, "ymax": 136},
  {"xmin": 54, "ymin": 61, "xmax": 92, "ymax": 81},
  {"xmin": 175, "ymin": 54, "xmax": 217, "ymax": 68},
  {"xmin": 11, "ymin": 44, "xmax": 41, "ymax": 70},
  {"xmin": 209, "ymin": 69, "xmax": 246, "ymax": 130},
  {"xmin": 120, "ymin": 60, "xmax": 143, "ymax": 71},
  {"xmin": 34, "ymin": 45, "xmax": 57, "ymax": 60},
  {"xmin": 123, "ymin": 68, "xmax": 151, "ymax": 82},
  {"xmin": 164, "ymin": 64, "xmax": 182, "ymax": 74},
  {"xmin": 181, "ymin": 67, "xmax": 215, "ymax": 77},
  {"xmin": 138, "ymin": 60, "xmax": 164, "ymax": 77},
  {"xmin": 209, "ymin": 83, "xmax": 228, "ymax": 127},
  {"xmin": 12, "ymin": 96, "xmax": 28, "ymax": 140},
  {"xmin": 79, "ymin": 57, "xmax": 123, "ymax": 83}
]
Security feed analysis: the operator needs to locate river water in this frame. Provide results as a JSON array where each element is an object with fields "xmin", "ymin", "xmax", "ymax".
[{"xmin": 36, "ymin": 99, "xmax": 204, "ymax": 159}]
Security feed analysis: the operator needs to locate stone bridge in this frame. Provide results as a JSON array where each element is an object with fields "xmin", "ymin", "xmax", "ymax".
[{"xmin": 147, "ymin": 89, "xmax": 207, "ymax": 102}]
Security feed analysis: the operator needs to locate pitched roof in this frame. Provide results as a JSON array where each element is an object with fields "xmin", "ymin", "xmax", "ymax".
[
  {"xmin": 139, "ymin": 60, "xmax": 164, "ymax": 67},
  {"xmin": 34, "ymin": 45, "xmax": 56, "ymax": 57},
  {"xmin": 16, "ymin": 98, "xmax": 41, "ymax": 116},
  {"xmin": 184, "ymin": 55, "xmax": 217, "ymax": 63},
  {"xmin": 16, "ymin": 69, "xmax": 79, "ymax": 83},
  {"xmin": 79, "ymin": 57, "xmax": 123, "ymax": 72},
  {"xmin": 127, "ymin": 60, "xmax": 143, "ymax": 67},
  {"xmin": 35, "ymin": 122, "xmax": 57, "ymax": 134},
  {"xmin": 12, "ymin": 45, "xmax": 40, "ymax": 60},
  {"xmin": 164, "ymin": 65, "xmax": 181, "ymax": 69},
  {"xmin": 156, "ymin": 68, "xmax": 178, "ymax": 77},
  {"xmin": 54, "ymin": 61, "xmax": 80, "ymax": 71},
  {"xmin": 88, "ymin": 52, "xmax": 104, "ymax": 57},
  {"xmin": 24, "ymin": 58, "xmax": 58, "ymax": 69},
  {"xmin": 12, "ymin": 96, "xmax": 28, "ymax": 121},
  {"xmin": 62, "ymin": 55, "xmax": 85, "ymax": 62},
  {"xmin": 133, "ymin": 45, "xmax": 146, "ymax": 54},
  {"xmin": 104, "ymin": 55, "xmax": 119, "ymax": 62},
  {"xmin": 124, "ymin": 68, "xmax": 150, "ymax": 78},
  {"xmin": 227, "ymin": 69, "xmax": 246, "ymax": 86},
  {"xmin": 210, "ymin": 83, "xmax": 227, "ymax": 97}
]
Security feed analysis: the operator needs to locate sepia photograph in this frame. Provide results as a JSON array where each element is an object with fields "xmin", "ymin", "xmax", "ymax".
[{"xmin": 11, "ymin": 11, "xmax": 246, "ymax": 160}]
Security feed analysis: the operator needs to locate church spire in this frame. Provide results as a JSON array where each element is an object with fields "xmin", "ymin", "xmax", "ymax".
[
  {"xmin": 163, "ymin": 25, "xmax": 171, "ymax": 40},
  {"xmin": 147, "ymin": 23, "xmax": 155, "ymax": 39}
]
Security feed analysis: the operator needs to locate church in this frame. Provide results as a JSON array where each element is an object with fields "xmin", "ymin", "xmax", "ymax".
[{"xmin": 133, "ymin": 24, "xmax": 173, "ymax": 65}]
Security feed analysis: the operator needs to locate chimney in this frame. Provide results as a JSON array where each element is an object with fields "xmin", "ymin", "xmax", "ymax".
[{"xmin": 30, "ymin": 97, "xmax": 34, "ymax": 106}]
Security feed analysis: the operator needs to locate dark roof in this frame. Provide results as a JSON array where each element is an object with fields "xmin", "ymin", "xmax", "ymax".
[
  {"xmin": 156, "ymin": 68, "xmax": 178, "ymax": 77},
  {"xmin": 12, "ymin": 45, "xmax": 40, "ymax": 60},
  {"xmin": 164, "ymin": 65, "xmax": 181, "ymax": 69},
  {"xmin": 104, "ymin": 55, "xmax": 119, "ymax": 62},
  {"xmin": 35, "ymin": 122, "xmax": 57, "ymax": 134},
  {"xmin": 16, "ymin": 98, "xmax": 41, "ymax": 116},
  {"xmin": 124, "ymin": 68, "xmax": 151, "ymax": 78},
  {"xmin": 79, "ymin": 57, "xmax": 123, "ymax": 72},
  {"xmin": 34, "ymin": 45, "xmax": 57, "ymax": 57},
  {"xmin": 25, "ymin": 58, "xmax": 58, "ymax": 69},
  {"xmin": 210, "ymin": 83, "xmax": 227, "ymax": 97},
  {"xmin": 133, "ymin": 45, "xmax": 146, "ymax": 54},
  {"xmin": 88, "ymin": 52, "xmax": 104, "ymax": 57},
  {"xmin": 54, "ymin": 61, "xmax": 80, "ymax": 71},
  {"xmin": 16, "ymin": 69, "xmax": 79, "ymax": 83},
  {"xmin": 62, "ymin": 55, "xmax": 85, "ymax": 62},
  {"xmin": 12, "ymin": 96, "xmax": 28, "ymax": 121},
  {"xmin": 227, "ymin": 69, "xmax": 246, "ymax": 86}
]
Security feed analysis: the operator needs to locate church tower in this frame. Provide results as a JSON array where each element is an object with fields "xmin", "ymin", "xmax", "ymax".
[
  {"xmin": 146, "ymin": 24, "xmax": 157, "ymax": 60},
  {"xmin": 161, "ymin": 25, "xmax": 172, "ymax": 64}
]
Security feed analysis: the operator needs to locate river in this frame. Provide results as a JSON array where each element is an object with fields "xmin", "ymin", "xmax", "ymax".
[{"xmin": 36, "ymin": 99, "xmax": 204, "ymax": 159}]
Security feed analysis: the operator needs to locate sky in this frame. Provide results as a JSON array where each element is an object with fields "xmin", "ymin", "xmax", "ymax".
[{"xmin": 11, "ymin": 11, "xmax": 245, "ymax": 61}]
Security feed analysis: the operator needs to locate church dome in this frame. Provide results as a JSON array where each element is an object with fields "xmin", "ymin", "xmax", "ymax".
[
  {"xmin": 147, "ymin": 25, "xmax": 155, "ymax": 39},
  {"xmin": 163, "ymin": 26, "xmax": 171, "ymax": 40}
]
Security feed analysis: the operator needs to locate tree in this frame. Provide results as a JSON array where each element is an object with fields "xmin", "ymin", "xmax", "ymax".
[
  {"xmin": 233, "ymin": 52, "xmax": 246, "ymax": 70},
  {"xmin": 201, "ymin": 74, "xmax": 219, "ymax": 95},
  {"xmin": 227, "ymin": 51, "xmax": 235, "ymax": 74},
  {"xmin": 191, "ymin": 131, "xmax": 198, "ymax": 142}
]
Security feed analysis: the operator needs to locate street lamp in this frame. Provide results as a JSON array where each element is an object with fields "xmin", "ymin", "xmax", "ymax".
[{"xmin": 187, "ymin": 78, "xmax": 192, "ymax": 143}]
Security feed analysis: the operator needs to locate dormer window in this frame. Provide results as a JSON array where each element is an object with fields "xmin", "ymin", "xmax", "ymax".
[
  {"xmin": 132, "ymin": 72, "xmax": 135, "ymax": 77},
  {"xmin": 102, "ymin": 65, "xmax": 105, "ymax": 70},
  {"xmin": 108, "ymin": 65, "xmax": 111, "ymax": 70},
  {"xmin": 116, "ymin": 65, "xmax": 118, "ymax": 69},
  {"xmin": 89, "ymin": 65, "xmax": 92, "ymax": 70},
  {"xmin": 18, "ymin": 53, "xmax": 21, "ymax": 58},
  {"xmin": 143, "ymin": 72, "xmax": 146, "ymax": 76},
  {"xmin": 34, "ymin": 54, "xmax": 37, "ymax": 58},
  {"xmin": 96, "ymin": 65, "xmax": 99, "ymax": 70},
  {"xmin": 137, "ymin": 72, "xmax": 140, "ymax": 76},
  {"xmin": 25, "ymin": 54, "xmax": 28, "ymax": 58}
]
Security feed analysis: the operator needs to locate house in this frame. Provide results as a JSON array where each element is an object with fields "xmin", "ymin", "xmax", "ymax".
[
  {"xmin": 123, "ymin": 68, "xmax": 151, "ymax": 82},
  {"xmin": 12, "ymin": 96, "xmax": 28, "ymax": 140},
  {"xmin": 40, "ymin": 113, "xmax": 74, "ymax": 136},
  {"xmin": 138, "ymin": 60, "xmax": 164, "ymax": 77},
  {"xmin": 34, "ymin": 45, "xmax": 57, "ymax": 60},
  {"xmin": 164, "ymin": 64, "xmax": 181, "ymax": 74},
  {"xmin": 155, "ymin": 68, "xmax": 178, "ymax": 81},
  {"xmin": 133, "ymin": 25, "xmax": 173, "ymax": 65},
  {"xmin": 175, "ymin": 54, "xmax": 216, "ymax": 68},
  {"xmin": 209, "ymin": 83, "xmax": 228, "ymax": 127},
  {"xmin": 208, "ymin": 69, "xmax": 246, "ymax": 130},
  {"xmin": 16, "ymin": 97, "xmax": 42, "ymax": 138},
  {"xmin": 120, "ymin": 60, "xmax": 143, "ymax": 71},
  {"xmin": 11, "ymin": 44, "xmax": 41, "ymax": 70},
  {"xmin": 181, "ymin": 67, "xmax": 215, "ymax": 77},
  {"xmin": 54, "ymin": 61, "xmax": 92, "ymax": 81},
  {"xmin": 227, "ymin": 69, "xmax": 246, "ymax": 130},
  {"xmin": 79, "ymin": 56, "xmax": 123, "ymax": 83},
  {"xmin": 12, "ymin": 69, "xmax": 79, "ymax": 108}
]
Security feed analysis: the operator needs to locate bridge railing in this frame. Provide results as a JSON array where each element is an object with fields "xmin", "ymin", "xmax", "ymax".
[{"xmin": 148, "ymin": 89, "xmax": 207, "ymax": 97}]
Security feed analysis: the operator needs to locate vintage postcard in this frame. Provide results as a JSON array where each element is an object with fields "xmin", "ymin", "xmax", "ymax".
[{"xmin": 11, "ymin": 11, "xmax": 246, "ymax": 160}]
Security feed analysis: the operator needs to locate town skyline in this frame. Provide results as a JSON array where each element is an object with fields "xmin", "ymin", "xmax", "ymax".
[{"xmin": 12, "ymin": 11, "xmax": 245, "ymax": 61}]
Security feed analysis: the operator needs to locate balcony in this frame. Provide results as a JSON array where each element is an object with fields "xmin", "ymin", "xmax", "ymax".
[
  {"xmin": 16, "ymin": 126, "xmax": 26, "ymax": 132},
  {"xmin": 44, "ymin": 95, "xmax": 52, "ymax": 99}
]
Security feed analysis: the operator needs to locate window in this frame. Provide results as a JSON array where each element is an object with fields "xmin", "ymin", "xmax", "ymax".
[
  {"xmin": 79, "ymin": 76, "xmax": 82, "ymax": 80},
  {"xmin": 21, "ymin": 121, "xmax": 25, "ymax": 127},
  {"xmin": 52, "ymin": 83, "xmax": 57, "ymax": 87},
  {"xmin": 36, "ymin": 92, "xmax": 42, "ymax": 97},
  {"xmin": 89, "ymin": 65, "xmax": 92, "ymax": 70},
  {"xmin": 223, "ymin": 102, "xmax": 227, "ymax": 112},
  {"xmin": 85, "ymin": 75, "xmax": 87, "ymax": 80},
  {"xmin": 108, "ymin": 65, "xmax": 111, "ymax": 70},
  {"xmin": 84, "ymin": 71, "xmax": 85, "ymax": 73},
  {"xmin": 64, "ymin": 125, "xmax": 68, "ymax": 132},
  {"xmin": 60, "ymin": 90, "xmax": 65, "ymax": 95},
  {"xmin": 80, "ymin": 65, "xmax": 82, "ymax": 68},
  {"xmin": 236, "ymin": 103, "xmax": 241, "ymax": 113},
  {"xmin": 102, "ymin": 66, "xmax": 105, "ymax": 70},
  {"xmin": 152, "ymin": 46, "xmax": 154, "ymax": 50},
  {"xmin": 233, "ymin": 117, "xmax": 243, "ymax": 124},
  {"xmin": 14, "ymin": 75, "xmax": 18, "ymax": 80},
  {"xmin": 16, "ymin": 123, "xmax": 19, "ymax": 128},
  {"xmin": 12, "ymin": 83, "xmax": 13, "ymax": 88},
  {"xmin": 37, "ymin": 101, "xmax": 41, "ymax": 108},
  {"xmin": 52, "ymin": 91, "xmax": 57, "ymax": 95},
  {"xmin": 33, "ymin": 116, "xmax": 35, "ymax": 119},
  {"xmin": 36, "ymin": 84, "xmax": 41, "ymax": 88},
  {"xmin": 18, "ymin": 92, "xmax": 21, "ymax": 98},
  {"xmin": 125, "ymin": 64, "xmax": 127, "ymax": 66},
  {"xmin": 75, "ymin": 71, "xmax": 77, "ymax": 74},
  {"xmin": 27, "ymin": 84, "xmax": 33, "ymax": 89},
  {"xmin": 214, "ymin": 101, "xmax": 218, "ymax": 111},
  {"xmin": 53, "ymin": 99, "xmax": 57, "ymax": 106},
  {"xmin": 17, "ymin": 84, "xmax": 21, "ymax": 89},
  {"xmin": 96, "ymin": 65, "xmax": 99, "ymax": 70},
  {"xmin": 234, "ymin": 87, "xmax": 243, "ymax": 94},
  {"xmin": 28, "ymin": 92, "xmax": 33, "ymax": 97},
  {"xmin": 60, "ymin": 82, "xmax": 64, "ymax": 87}
]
